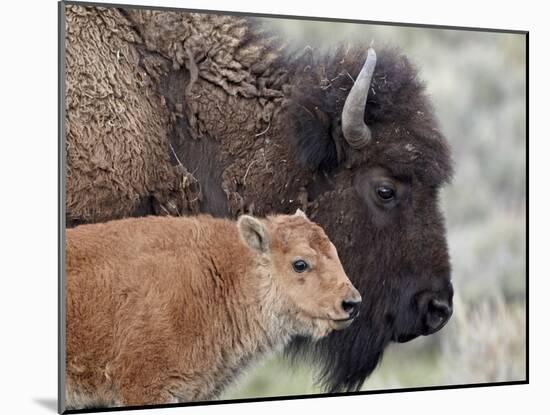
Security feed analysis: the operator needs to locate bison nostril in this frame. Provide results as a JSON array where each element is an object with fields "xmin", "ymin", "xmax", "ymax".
[
  {"xmin": 425, "ymin": 298, "xmax": 452, "ymax": 333},
  {"xmin": 342, "ymin": 299, "xmax": 361, "ymax": 319}
]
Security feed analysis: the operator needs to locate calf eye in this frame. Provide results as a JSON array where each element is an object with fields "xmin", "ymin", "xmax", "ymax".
[
  {"xmin": 376, "ymin": 186, "xmax": 395, "ymax": 201},
  {"xmin": 292, "ymin": 260, "xmax": 309, "ymax": 273}
]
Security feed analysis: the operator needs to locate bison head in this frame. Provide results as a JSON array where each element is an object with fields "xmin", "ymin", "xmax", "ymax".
[{"xmin": 286, "ymin": 46, "xmax": 454, "ymax": 392}]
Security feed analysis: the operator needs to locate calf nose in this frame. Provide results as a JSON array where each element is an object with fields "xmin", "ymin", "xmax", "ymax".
[
  {"xmin": 423, "ymin": 297, "xmax": 452, "ymax": 334},
  {"xmin": 341, "ymin": 298, "xmax": 361, "ymax": 319}
]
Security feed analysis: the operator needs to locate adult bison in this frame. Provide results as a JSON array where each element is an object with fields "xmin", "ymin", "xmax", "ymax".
[{"xmin": 63, "ymin": 5, "xmax": 454, "ymax": 392}]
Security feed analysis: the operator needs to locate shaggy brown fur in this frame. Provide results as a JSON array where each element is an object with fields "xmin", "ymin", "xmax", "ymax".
[
  {"xmin": 122, "ymin": 8, "xmax": 310, "ymax": 217},
  {"xmin": 64, "ymin": 6, "xmax": 201, "ymax": 226},
  {"xmin": 64, "ymin": 5, "xmax": 309, "ymax": 222},
  {"xmin": 65, "ymin": 212, "xmax": 360, "ymax": 409}
]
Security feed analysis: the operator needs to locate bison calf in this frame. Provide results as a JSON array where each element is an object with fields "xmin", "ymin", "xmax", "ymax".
[{"xmin": 65, "ymin": 211, "xmax": 361, "ymax": 409}]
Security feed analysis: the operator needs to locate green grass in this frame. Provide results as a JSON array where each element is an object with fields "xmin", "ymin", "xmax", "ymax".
[
  {"xmin": 222, "ymin": 355, "xmax": 321, "ymax": 400},
  {"xmin": 222, "ymin": 346, "xmax": 443, "ymax": 400}
]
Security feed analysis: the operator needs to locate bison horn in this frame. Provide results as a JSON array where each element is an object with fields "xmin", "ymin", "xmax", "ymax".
[{"xmin": 341, "ymin": 48, "xmax": 377, "ymax": 150}]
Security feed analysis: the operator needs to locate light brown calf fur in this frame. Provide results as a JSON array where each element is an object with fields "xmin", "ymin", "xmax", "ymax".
[{"xmin": 65, "ymin": 211, "xmax": 361, "ymax": 409}]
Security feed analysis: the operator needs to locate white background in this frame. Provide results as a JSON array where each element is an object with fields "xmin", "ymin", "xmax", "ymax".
[{"xmin": 0, "ymin": 0, "xmax": 543, "ymax": 414}]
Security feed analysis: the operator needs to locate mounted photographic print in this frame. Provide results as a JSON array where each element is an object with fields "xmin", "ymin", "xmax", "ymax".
[{"xmin": 58, "ymin": 1, "xmax": 528, "ymax": 413}]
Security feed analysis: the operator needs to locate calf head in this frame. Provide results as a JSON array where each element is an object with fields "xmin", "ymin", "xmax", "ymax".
[{"xmin": 237, "ymin": 210, "xmax": 361, "ymax": 340}]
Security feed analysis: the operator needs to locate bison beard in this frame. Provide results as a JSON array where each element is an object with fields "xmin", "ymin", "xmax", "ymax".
[
  {"xmin": 285, "ymin": 185, "xmax": 452, "ymax": 392},
  {"xmin": 64, "ymin": 6, "xmax": 454, "ymax": 394}
]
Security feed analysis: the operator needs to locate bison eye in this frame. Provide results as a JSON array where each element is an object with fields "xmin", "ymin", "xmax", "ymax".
[
  {"xmin": 292, "ymin": 260, "xmax": 309, "ymax": 273},
  {"xmin": 376, "ymin": 186, "xmax": 395, "ymax": 201}
]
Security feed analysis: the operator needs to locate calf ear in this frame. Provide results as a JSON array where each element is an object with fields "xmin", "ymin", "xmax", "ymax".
[{"xmin": 237, "ymin": 215, "xmax": 270, "ymax": 254}]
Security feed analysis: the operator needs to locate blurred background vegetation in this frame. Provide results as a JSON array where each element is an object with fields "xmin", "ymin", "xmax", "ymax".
[{"xmin": 222, "ymin": 18, "xmax": 526, "ymax": 399}]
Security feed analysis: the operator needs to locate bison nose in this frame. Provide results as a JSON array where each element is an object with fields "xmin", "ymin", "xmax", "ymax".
[
  {"xmin": 341, "ymin": 298, "xmax": 361, "ymax": 319},
  {"xmin": 423, "ymin": 297, "xmax": 452, "ymax": 334}
]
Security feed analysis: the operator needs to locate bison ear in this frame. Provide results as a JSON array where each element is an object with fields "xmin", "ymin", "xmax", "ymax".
[
  {"xmin": 294, "ymin": 208, "xmax": 307, "ymax": 219},
  {"xmin": 237, "ymin": 215, "xmax": 270, "ymax": 254},
  {"xmin": 289, "ymin": 102, "xmax": 341, "ymax": 172}
]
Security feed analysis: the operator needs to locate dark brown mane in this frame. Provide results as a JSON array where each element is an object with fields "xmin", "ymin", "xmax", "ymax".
[{"xmin": 286, "ymin": 46, "xmax": 453, "ymax": 186}]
